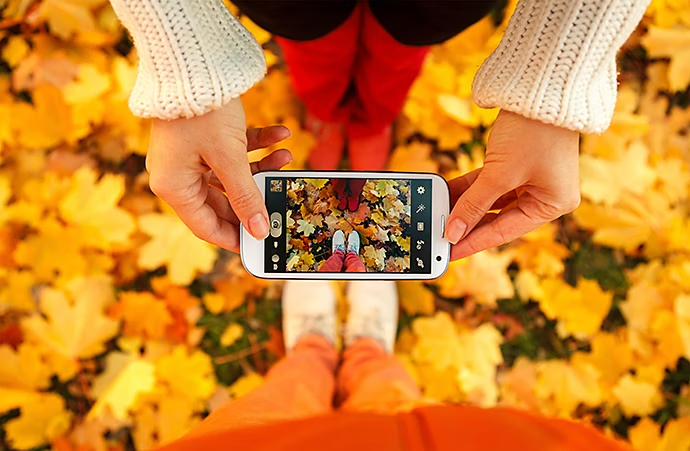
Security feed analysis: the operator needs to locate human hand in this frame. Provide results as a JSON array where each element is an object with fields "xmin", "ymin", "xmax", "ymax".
[
  {"xmin": 445, "ymin": 110, "xmax": 581, "ymax": 260},
  {"xmin": 146, "ymin": 97, "xmax": 292, "ymax": 252}
]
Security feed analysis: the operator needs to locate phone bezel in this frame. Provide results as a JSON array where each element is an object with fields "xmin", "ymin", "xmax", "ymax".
[{"xmin": 240, "ymin": 171, "xmax": 451, "ymax": 280}]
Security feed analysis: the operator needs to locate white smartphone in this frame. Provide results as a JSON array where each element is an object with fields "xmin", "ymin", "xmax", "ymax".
[{"xmin": 240, "ymin": 171, "xmax": 451, "ymax": 280}]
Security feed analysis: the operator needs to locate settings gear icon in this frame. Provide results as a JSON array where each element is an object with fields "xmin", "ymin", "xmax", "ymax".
[{"xmin": 416, "ymin": 186, "xmax": 425, "ymax": 195}]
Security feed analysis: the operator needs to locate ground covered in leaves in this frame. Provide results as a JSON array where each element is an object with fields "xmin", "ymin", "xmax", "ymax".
[
  {"xmin": 1, "ymin": 0, "xmax": 690, "ymax": 450},
  {"xmin": 285, "ymin": 178, "xmax": 411, "ymax": 272}
]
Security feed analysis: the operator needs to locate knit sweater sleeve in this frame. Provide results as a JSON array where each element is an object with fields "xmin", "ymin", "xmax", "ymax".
[
  {"xmin": 109, "ymin": 0, "xmax": 266, "ymax": 120},
  {"xmin": 472, "ymin": 0, "xmax": 650, "ymax": 134}
]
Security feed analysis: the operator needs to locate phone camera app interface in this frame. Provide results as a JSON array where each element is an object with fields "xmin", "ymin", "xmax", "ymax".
[{"xmin": 265, "ymin": 177, "xmax": 432, "ymax": 274}]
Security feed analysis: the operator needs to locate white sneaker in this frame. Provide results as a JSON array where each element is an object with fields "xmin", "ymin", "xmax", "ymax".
[
  {"xmin": 282, "ymin": 280, "xmax": 337, "ymax": 351},
  {"xmin": 332, "ymin": 230, "xmax": 346, "ymax": 254},
  {"xmin": 344, "ymin": 281, "xmax": 398, "ymax": 353},
  {"xmin": 347, "ymin": 230, "xmax": 360, "ymax": 255}
]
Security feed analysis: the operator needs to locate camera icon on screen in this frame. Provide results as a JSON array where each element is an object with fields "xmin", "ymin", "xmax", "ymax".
[{"xmin": 270, "ymin": 212, "xmax": 282, "ymax": 238}]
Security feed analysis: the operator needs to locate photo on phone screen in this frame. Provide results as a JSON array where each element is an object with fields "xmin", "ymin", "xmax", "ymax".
[{"xmin": 264, "ymin": 177, "xmax": 433, "ymax": 274}]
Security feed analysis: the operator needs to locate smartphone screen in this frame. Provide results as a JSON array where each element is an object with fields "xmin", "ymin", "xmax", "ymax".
[{"xmin": 264, "ymin": 177, "xmax": 432, "ymax": 274}]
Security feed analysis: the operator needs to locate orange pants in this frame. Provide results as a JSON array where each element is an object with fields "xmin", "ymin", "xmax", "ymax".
[
  {"xmin": 158, "ymin": 335, "xmax": 629, "ymax": 451},
  {"xmin": 182, "ymin": 335, "xmax": 420, "ymax": 437}
]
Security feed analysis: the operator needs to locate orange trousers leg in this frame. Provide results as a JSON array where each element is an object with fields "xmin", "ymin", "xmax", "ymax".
[
  {"xmin": 182, "ymin": 336, "xmax": 421, "ymax": 439},
  {"xmin": 182, "ymin": 335, "xmax": 337, "ymax": 438},
  {"xmin": 337, "ymin": 338, "xmax": 422, "ymax": 412}
]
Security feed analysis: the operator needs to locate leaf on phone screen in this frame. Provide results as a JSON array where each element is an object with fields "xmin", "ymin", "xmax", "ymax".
[
  {"xmin": 373, "ymin": 225, "xmax": 390, "ymax": 242},
  {"xmin": 351, "ymin": 203, "xmax": 371, "ymax": 221},
  {"xmin": 305, "ymin": 179, "xmax": 328, "ymax": 190},
  {"xmin": 286, "ymin": 254, "xmax": 300, "ymax": 271},
  {"xmin": 363, "ymin": 246, "xmax": 387, "ymax": 270},
  {"xmin": 301, "ymin": 252, "xmax": 316, "ymax": 268},
  {"xmin": 375, "ymin": 180, "xmax": 399, "ymax": 196},
  {"xmin": 310, "ymin": 214, "xmax": 324, "ymax": 228},
  {"xmin": 296, "ymin": 219, "xmax": 316, "ymax": 236}
]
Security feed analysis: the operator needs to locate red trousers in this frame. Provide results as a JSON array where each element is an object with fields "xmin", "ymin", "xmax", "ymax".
[
  {"xmin": 332, "ymin": 179, "xmax": 366, "ymax": 211},
  {"xmin": 319, "ymin": 250, "xmax": 366, "ymax": 273},
  {"xmin": 276, "ymin": 3, "xmax": 429, "ymax": 138}
]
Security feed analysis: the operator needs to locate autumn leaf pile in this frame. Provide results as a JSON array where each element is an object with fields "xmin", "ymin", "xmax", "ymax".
[
  {"xmin": 0, "ymin": 0, "xmax": 689, "ymax": 450},
  {"xmin": 285, "ymin": 179, "xmax": 412, "ymax": 272}
]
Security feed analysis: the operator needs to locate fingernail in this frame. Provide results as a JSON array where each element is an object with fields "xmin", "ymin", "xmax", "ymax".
[
  {"xmin": 445, "ymin": 218, "xmax": 467, "ymax": 244},
  {"xmin": 248, "ymin": 214, "xmax": 269, "ymax": 239}
]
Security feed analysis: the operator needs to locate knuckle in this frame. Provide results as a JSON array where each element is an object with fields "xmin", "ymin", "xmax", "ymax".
[
  {"xmin": 194, "ymin": 224, "xmax": 217, "ymax": 244},
  {"xmin": 464, "ymin": 237, "xmax": 485, "ymax": 256},
  {"xmin": 229, "ymin": 188, "xmax": 260, "ymax": 213},
  {"xmin": 561, "ymin": 191, "xmax": 581, "ymax": 213},
  {"xmin": 492, "ymin": 220, "xmax": 510, "ymax": 246},
  {"xmin": 460, "ymin": 194, "xmax": 487, "ymax": 221},
  {"xmin": 148, "ymin": 173, "xmax": 170, "ymax": 198}
]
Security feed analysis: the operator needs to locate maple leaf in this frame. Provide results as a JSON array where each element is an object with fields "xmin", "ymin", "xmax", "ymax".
[
  {"xmin": 612, "ymin": 373, "xmax": 663, "ymax": 417},
  {"xmin": 399, "ymin": 281, "xmax": 435, "ymax": 316},
  {"xmin": 454, "ymin": 323, "xmax": 503, "ymax": 407},
  {"xmin": 435, "ymin": 250, "xmax": 514, "ymax": 306},
  {"xmin": 535, "ymin": 359, "xmax": 602, "ymax": 417},
  {"xmin": 5, "ymin": 393, "xmax": 72, "ymax": 450},
  {"xmin": 571, "ymin": 332, "xmax": 633, "ymax": 387},
  {"xmin": 108, "ymin": 291, "xmax": 173, "ymax": 340},
  {"xmin": 22, "ymin": 286, "xmax": 119, "ymax": 360},
  {"xmin": 579, "ymin": 140, "xmax": 657, "ymax": 206},
  {"xmin": 350, "ymin": 202, "xmax": 371, "ymax": 222},
  {"xmin": 13, "ymin": 217, "xmax": 88, "ymax": 281},
  {"xmin": 410, "ymin": 313, "xmax": 503, "ymax": 406},
  {"xmin": 0, "ymin": 270, "xmax": 37, "ymax": 313},
  {"xmin": 362, "ymin": 245, "xmax": 386, "ymax": 270},
  {"xmin": 88, "ymin": 352, "xmax": 156, "ymax": 421},
  {"xmin": 286, "ymin": 253, "xmax": 300, "ymax": 271},
  {"xmin": 641, "ymin": 26, "xmax": 690, "ymax": 91},
  {"xmin": 415, "ymin": 364, "xmax": 463, "ymax": 402},
  {"xmin": 301, "ymin": 252, "xmax": 316, "ymax": 268},
  {"xmin": 38, "ymin": 0, "xmax": 107, "ymax": 40},
  {"xmin": 305, "ymin": 178, "xmax": 328, "ymax": 190},
  {"xmin": 629, "ymin": 417, "xmax": 690, "ymax": 451},
  {"xmin": 59, "ymin": 167, "xmax": 135, "ymax": 249},
  {"xmin": 411, "ymin": 313, "xmax": 463, "ymax": 371},
  {"xmin": 11, "ymin": 84, "xmax": 71, "ymax": 149},
  {"xmin": 511, "ymin": 223, "xmax": 570, "ymax": 277},
  {"xmin": 138, "ymin": 212, "xmax": 218, "ymax": 286},
  {"xmin": 296, "ymin": 218, "xmax": 316, "ymax": 236},
  {"xmin": 499, "ymin": 357, "xmax": 541, "ymax": 412},
  {"xmin": 0, "ymin": 344, "xmax": 53, "ymax": 392},
  {"xmin": 573, "ymin": 194, "xmax": 671, "ymax": 255},
  {"xmin": 63, "ymin": 64, "xmax": 111, "ymax": 104},
  {"xmin": 536, "ymin": 278, "xmax": 613, "ymax": 339},
  {"xmin": 156, "ymin": 346, "xmax": 215, "ymax": 402}
]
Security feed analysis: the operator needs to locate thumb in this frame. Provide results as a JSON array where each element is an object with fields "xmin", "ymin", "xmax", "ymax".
[
  {"xmin": 206, "ymin": 143, "xmax": 269, "ymax": 241},
  {"xmin": 445, "ymin": 169, "xmax": 511, "ymax": 245}
]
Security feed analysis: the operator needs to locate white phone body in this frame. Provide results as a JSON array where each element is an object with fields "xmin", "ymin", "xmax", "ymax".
[{"xmin": 240, "ymin": 171, "xmax": 451, "ymax": 280}]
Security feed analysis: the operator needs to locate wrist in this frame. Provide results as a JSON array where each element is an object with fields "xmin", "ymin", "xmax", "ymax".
[{"xmin": 111, "ymin": 0, "xmax": 266, "ymax": 120}]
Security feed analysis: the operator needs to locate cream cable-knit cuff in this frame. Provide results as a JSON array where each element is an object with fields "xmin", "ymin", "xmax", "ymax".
[
  {"xmin": 110, "ymin": 0, "xmax": 266, "ymax": 119},
  {"xmin": 473, "ymin": 0, "xmax": 650, "ymax": 134}
]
